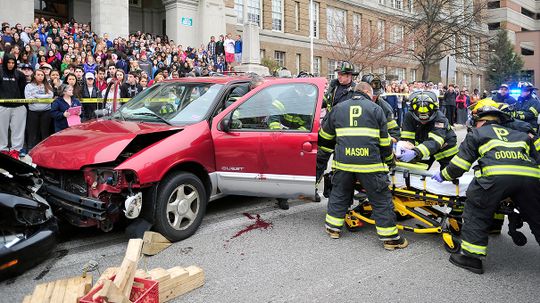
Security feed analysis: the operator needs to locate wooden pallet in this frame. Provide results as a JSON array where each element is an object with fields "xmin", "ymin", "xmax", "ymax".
[{"xmin": 21, "ymin": 275, "xmax": 92, "ymax": 303}]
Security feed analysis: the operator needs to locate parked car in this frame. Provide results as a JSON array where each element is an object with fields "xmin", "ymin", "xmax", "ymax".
[
  {"xmin": 30, "ymin": 76, "xmax": 326, "ymax": 241},
  {"xmin": 0, "ymin": 153, "xmax": 57, "ymax": 280}
]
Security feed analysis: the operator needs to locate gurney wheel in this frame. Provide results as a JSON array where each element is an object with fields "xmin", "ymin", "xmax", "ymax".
[{"xmin": 443, "ymin": 237, "xmax": 461, "ymax": 253}]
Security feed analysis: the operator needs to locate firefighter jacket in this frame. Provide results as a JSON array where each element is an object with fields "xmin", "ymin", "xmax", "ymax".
[
  {"xmin": 441, "ymin": 123, "xmax": 540, "ymax": 181},
  {"xmin": 401, "ymin": 111, "xmax": 458, "ymax": 161},
  {"xmin": 323, "ymin": 79, "xmax": 355, "ymax": 111},
  {"xmin": 514, "ymin": 94, "xmax": 540, "ymax": 131},
  {"xmin": 318, "ymin": 93, "xmax": 393, "ymax": 173},
  {"xmin": 269, "ymin": 99, "xmax": 311, "ymax": 130},
  {"xmin": 375, "ymin": 95, "xmax": 401, "ymax": 140}
]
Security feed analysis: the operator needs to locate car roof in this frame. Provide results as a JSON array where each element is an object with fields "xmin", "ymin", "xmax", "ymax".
[{"xmin": 160, "ymin": 76, "xmax": 327, "ymax": 86}]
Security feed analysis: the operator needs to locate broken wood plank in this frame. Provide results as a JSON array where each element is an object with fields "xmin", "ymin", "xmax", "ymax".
[
  {"xmin": 135, "ymin": 269, "xmax": 150, "ymax": 279},
  {"xmin": 95, "ymin": 280, "xmax": 131, "ymax": 303},
  {"xmin": 114, "ymin": 238, "xmax": 144, "ymax": 298},
  {"xmin": 75, "ymin": 275, "xmax": 93, "ymax": 302},
  {"xmin": 159, "ymin": 266, "xmax": 204, "ymax": 303},
  {"xmin": 90, "ymin": 267, "xmax": 118, "ymax": 294},
  {"xmin": 142, "ymin": 231, "xmax": 172, "ymax": 256},
  {"xmin": 124, "ymin": 238, "xmax": 144, "ymax": 262}
]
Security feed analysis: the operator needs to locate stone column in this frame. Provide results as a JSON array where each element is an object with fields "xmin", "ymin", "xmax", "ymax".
[
  {"xmin": 91, "ymin": 0, "xmax": 129, "ymax": 39},
  {"xmin": 234, "ymin": 21, "xmax": 270, "ymax": 75},
  {"xmin": 0, "ymin": 0, "xmax": 33, "ymax": 27},
  {"xmin": 199, "ymin": 0, "xmax": 226, "ymax": 46},
  {"xmin": 163, "ymin": 0, "xmax": 199, "ymax": 47}
]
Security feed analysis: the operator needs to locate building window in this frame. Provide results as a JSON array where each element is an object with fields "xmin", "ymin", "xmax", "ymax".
[
  {"xmin": 326, "ymin": 6, "xmax": 346, "ymax": 42},
  {"xmin": 487, "ymin": 1, "xmax": 500, "ymax": 9},
  {"xmin": 234, "ymin": 0, "xmax": 244, "ymax": 24},
  {"xmin": 408, "ymin": 0, "xmax": 414, "ymax": 12},
  {"xmin": 392, "ymin": 0, "xmax": 403, "ymax": 9},
  {"xmin": 411, "ymin": 69, "xmax": 417, "ymax": 81},
  {"xmin": 521, "ymin": 47, "xmax": 534, "ymax": 56},
  {"xmin": 272, "ymin": 0, "xmax": 283, "ymax": 31},
  {"xmin": 475, "ymin": 37, "xmax": 481, "ymax": 63},
  {"xmin": 314, "ymin": 56, "xmax": 321, "ymax": 76},
  {"xmin": 260, "ymin": 49, "xmax": 266, "ymax": 59},
  {"xmin": 295, "ymin": 1, "xmax": 300, "ymax": 31},
  {"xmin": 274, "ymin": 51, "xmax": 285, "ymax": 67},
  {"xmin": 522, "ymin": 7, "xmax": 535, "ymax": 19},
  {"xmin": 463, "ymin": 73, "xmax": 471, "ymax": 88},
  {"xmin": 453, "ymin": 71, "xmax": 458, "ymax": 84},
  {"xmin": 392, "ymin": 25, "xmax": 404, "ymax": 43},
  {"xmin": 353, "ymin": 13, "xmax": 362, "ymax": 38},
  {"xmin": 296, "ymin": 53, "xmax": 301, "ymax": 75},
  {"xmin": 311, "ymin": 2, "xmax": 320, "ymax": 38},
  {"xmin": 377, "ymin": 20, "xmax": 385, "ymax": 49},
  {"xmin": 247, "ymin": 0, "xmax": 262, "ymax": 26},
  {"xmin": 379, "ymin": 0, "xmax": 385, "ymax": 4},
  {"xmin": 488, "ymin": 22, "xmax": 500, "ymax": 30},
  {"xmin": 395, "ymin": 68, "xmax": 405, "ymax": 81},
  {"xmin": 477, "ymin": 75, "xmax": 482, "ymax": 92},
  {"xmin": 327, "ymin": 59, "xmax": 341, "ymax": 80},
  {"xmin": 463, "ymin": 35, "xmax": 471, "ymax": 57}
]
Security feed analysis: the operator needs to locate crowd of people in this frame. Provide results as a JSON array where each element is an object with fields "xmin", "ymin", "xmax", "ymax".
[{"xmin": 0, "ymin": 17, "xmax": 244, "ymax": 159}]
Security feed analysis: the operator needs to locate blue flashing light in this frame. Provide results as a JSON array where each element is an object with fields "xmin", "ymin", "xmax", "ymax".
[{"xmin": 509, "ymin": 89, "xmax": 521, "ymax": 99}]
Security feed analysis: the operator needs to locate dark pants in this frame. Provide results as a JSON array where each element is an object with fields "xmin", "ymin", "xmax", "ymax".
[
  {"xmin": 26, "ymin": 110, "xmax": 51, "ymax": 150},
  {"xmin": 316, "ymin": 149, "xmax": 332, "ymax": 183},
  {"xmin": 461, "ymin": 175, "xmax": 540, "ymax": 257},
  {"xmin": 443, "ymin": 105, "xmax": 456, "ymax": 126},
  {"xmin": 326, "ymin": 170, "xmax": 397, "ymax": 239}
]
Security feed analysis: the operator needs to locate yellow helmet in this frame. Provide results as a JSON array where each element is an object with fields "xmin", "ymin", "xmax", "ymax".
[{"xmin": 469, "ymin": 98, "xmax": 498, "ymax": 113}]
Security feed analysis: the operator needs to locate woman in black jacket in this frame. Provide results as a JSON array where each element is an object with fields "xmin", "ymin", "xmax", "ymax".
[{"xmin": 81, "ymin": 72, "xmax": 100, "ymax": 121}]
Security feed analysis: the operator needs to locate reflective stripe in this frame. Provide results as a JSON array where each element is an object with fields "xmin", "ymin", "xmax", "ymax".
[
  {"xmin": 416, "ymin": 144, "xmax": 430, "ymax": 158},
  {"xmin": 428, "ymin": 132, "xmax": 445, "ymax": 147},
  {"xmin": 441, "ymin": 168, "xmax": 452, "ymax": 180},
  {"xmin": 380, "ymin": 137, "xmax": 391, "ymax": 147},
  {"xmin": 534, "ymin": 138, "xmax": 540, "ymax": 151},
  {"xmin": 387, "ymin": 120, "xmax": 399, "ymax": 129},
  {"xmin": 319, "ymin": 129, "xmax": 335, "ymax": 140},
  {"xmin": 480, "ymin": 165, "xmax": 540, "ymax": 179},
  {"xmin": 493, "ymin": 213, "xmax": 505, "ymax": 220},
  {"xmin": 320, "ymin": 146, "xmax": 334, "ymax": 153},
  {"xmin": 462, "ymin": 240, "xmax": 487, "ymax": 256},
  {"xmin": 269, "ymin": 122, "xmax": 281, "ymax": 129},
  {"xmin": 336, "ymin": 127, "xmax": 380, "ymax": 138},
  {"xmin": 325, "ymin": 214, "xmax": 344, "ymax": 227},
  {"xmin": 450, "ymin": 155, "xmax": 472, "ymax": 171},
  {"xmin": 530, "ymin": 106, "xmax": 539, "ymax": 117},
  {"xmin": 384, "ymin": 154, "xmax": 394, "ymax": 162},
  {"xmin": 434, "ymin": 145, "xmax": 458, "ymax": 160},
  {"xmin": 332, "ymin": 161, "xmax": 388, "ymax": 173},
  {"xmin": 401, "ymin": 131, "xmax": 415, "ymax": 139},
  {"xmin": 272, "ymin": 100, "xmax": 286, "ymax": 112},
  {"xmin": 478, "ymin": 140, "xmax": 529, "ymax": 157},
  {"xmin": 376, "ymin": 226, "xmax": 398, "ymax": 236}
]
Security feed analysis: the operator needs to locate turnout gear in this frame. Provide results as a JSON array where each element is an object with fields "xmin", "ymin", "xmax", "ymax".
[
  {"xmin": 268, "ymin": 99, "xmax": 310, "ymax": 130},
  {"xmin": 401, "ymin": 110, "xmax": 458, "ymax": 169},
  {"xmin": 320, "ymin": 92, "xmax": 404, "ymax": 245},
  {"xmin": 375, "ymin": 96, "xmax": 401, "ymax": 140},
  {"xmin": 449, "ymin": 253, "xmax": 484, "ymax": 274},
  {"xmin": 361, "ymin": 74, "xmax": 384, "ymax": 96},
  {"xmin": 513, "ymin": 87, "xmax": 540, "ymax": 132},
  {"xmin": 440, "ymin": 123, "xmax": 540, "ymax": 264}
]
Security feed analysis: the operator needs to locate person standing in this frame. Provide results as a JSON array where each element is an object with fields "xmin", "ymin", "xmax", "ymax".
[
  {"xmin": 455, "ymin": 89, "xmax": 469, "ymax": 125},
  {"xmin": 0, "ymin": 54, "xmax": 27, "ymax": 159},
  {"xmin": 25, "ymin": 68, "xmax": 53, "ymax": 149},
  {"xmin": 442, "ymin": 84, "xmax": 458, "ymax": 126},
  {"xmin": 512, "ymin": 83, "xmax": 540, "ymax": 133},
  {"xmin": 120, "ymin": 71, "xmax": 143, "ymax": 99},
  {"xmin": 319, "ymin": 82, "xmax": 408, "ymax": 249},
  {"xmin": 207, "ymin": 36, "xmax": 217, "ymax": 64},
  {"xmin": 223, "ymin": 34, "xmax": 235, "ymax": 70},
  {"xmin": 433, "ymin": 106, "xmax": 540, "ymax": 274},
  {"xmin": 234, "ymin": 35, "xmax": 242, "ymax": 63},
  {"xmin": 81, "ymin": 72, "xmax": 100, "ymax": 121},
  {"xmin": 50, "ymin": 84, "xmax": 81, "ymax": 132},
  {"xmin": 492, "ymin": 84, "xmax": 516, "ymax": 104}
]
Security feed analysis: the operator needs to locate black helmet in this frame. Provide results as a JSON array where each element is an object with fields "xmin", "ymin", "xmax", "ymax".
[
  {"xmin": 335, "ymin": 61, "xmax": 358, "ymax": 75},
  {"xmin": 297, "ymin": 71, "xmax": 313, "ymax": 78},
  {"xmin": 475, "ymin": 106, "xmax": 511, "ymax": 124},
  {"xmin": 410, "ymin": 91, "xmax": 439, "ymax": 123},
  {"xmin": 361, "ymin": 73, "xmax": 384, "ymax": 96}
]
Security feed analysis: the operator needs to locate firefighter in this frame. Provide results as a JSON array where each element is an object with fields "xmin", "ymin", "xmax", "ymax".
[
  {"xmin": 361, "ymin": 74, "xmax": 401, "ymax": 141},
  {"xmin": 398, "ymin": 91, "xmax": 458, "ymax": 169},
  {"xmin": 432, "ymin": 106, "xmax": 540, "ymax": 274},
  {"xmin": 319, "ymin": 81, "xmax": 408, "ymax": 250},
  {"xmin": 512, "ymin": 83, "xmax": 540, "ymax": 133},
  {"xmin": 316, "ymin": 62, "xmax": 358, "ymax": 201}
]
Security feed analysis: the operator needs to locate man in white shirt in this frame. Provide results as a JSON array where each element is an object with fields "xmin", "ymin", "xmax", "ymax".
[{"xmin": 224, "ymin": 33, "xmax": 235, "ymax": 68}]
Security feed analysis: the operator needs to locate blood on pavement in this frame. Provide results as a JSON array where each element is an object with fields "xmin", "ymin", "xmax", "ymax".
[{"xmin": 230, "ymin": 213, "xmax": 272, "ymax": 239}]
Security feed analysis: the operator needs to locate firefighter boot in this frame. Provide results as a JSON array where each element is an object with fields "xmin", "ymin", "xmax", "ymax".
[
  {"xmin": 276, "ymin": 198, "xmax": 289, "ymax": 210},
  {"xmin": 325, "ymin": 225, "xmax": 341, "ymax": 239},
  {"xmin": 383, "ymin": 237, "xmax": 409, "ymax": 251},
  {"xmin": 449, "ymin": 253, "xmax": 484, "ymax": 274}
]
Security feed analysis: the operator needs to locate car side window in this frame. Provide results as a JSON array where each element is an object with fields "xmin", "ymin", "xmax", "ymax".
[{"xmin": 230, "ymin": 83, "xmax": 318, "ymax": 131}]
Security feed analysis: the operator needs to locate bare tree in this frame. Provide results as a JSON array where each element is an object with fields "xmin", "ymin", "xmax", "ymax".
[
  {"xmin": 324, "ymin": 12, "xmax": 413, "ymax": 75},
  {"xmin": 401, "ymin": 0, "xmax": 490, "ymax": 80}
]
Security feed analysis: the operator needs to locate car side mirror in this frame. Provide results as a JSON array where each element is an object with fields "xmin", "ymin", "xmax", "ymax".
[{"xmin": 221, "ymin": 115, "xmax": 231, "ymax": 132}]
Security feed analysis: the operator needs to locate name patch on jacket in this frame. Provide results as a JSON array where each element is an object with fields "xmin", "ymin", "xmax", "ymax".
[
  {"xmin": 435, "ymin": 122, "xmax": 444, "ymax": 128},
  {"xmin": 345, "ymin": 147, "xmax": 370, "ymax": 157}
]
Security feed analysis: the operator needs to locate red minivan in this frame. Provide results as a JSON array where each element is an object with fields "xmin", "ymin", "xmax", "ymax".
[{"xmin": 30, "ymin": 76, "xmax": 326, "ymax": 241}]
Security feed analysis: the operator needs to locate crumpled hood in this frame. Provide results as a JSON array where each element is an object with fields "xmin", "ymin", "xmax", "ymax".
[{"xmin": 30, "ymin": 119, "xmax": 180, "ymax": 170}]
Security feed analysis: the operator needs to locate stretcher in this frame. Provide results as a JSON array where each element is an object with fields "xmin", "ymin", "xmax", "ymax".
[{"xmin": 324, "ymin": 162, "xmax": 527, "ymax": 251}]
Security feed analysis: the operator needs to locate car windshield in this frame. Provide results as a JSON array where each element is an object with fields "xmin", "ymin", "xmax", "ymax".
[{"xmin": 115, "ymin": 82, "xmax": 223, "ymax": 125}]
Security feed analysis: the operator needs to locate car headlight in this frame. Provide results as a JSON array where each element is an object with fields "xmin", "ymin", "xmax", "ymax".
[{"xmin": 15, "ymin": 206, "xmax": 48, "ymax": 225}]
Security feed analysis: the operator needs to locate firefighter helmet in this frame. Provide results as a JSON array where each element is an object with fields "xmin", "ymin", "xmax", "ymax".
[
  {"xmin": 475, "ymin": 106, "xmax": 511, "ymax": 124},
  {"xmin": 409, "ymin": 91, "xmax": 439, "ymax": 123},
  {"xmin": 335, "ymin": 61, "xmax": 358, "ymax": 75},
  {"xmin": 361, "ymin": 74, "xmax": 384, "ymax": 96}
]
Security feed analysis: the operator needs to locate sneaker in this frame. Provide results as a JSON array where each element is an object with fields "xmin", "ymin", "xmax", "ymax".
[
  {"xmin": 19, "ymin": 148, "xmax": 27, "ymax": 158},
  {"xmin": 276, "ymin": 198, "xmax": 289, "ymax": 210},
  {"xmin": 314, "ymin": 191, "xmax": 321, "ymax": 202},
  {"xmin": 383, "ymin": 237, "xmax": 409, "ymax": 251},
  {"xmin": 325, "ymin": 225, "xmax": 341, "ymax": 239},
  {"xmin": 8, "ymin": 150, "xmax": 20, "ymax": 160},
  {"xmin": 449, "ymin": 253, "xmax": 484, "ymax": 274}
]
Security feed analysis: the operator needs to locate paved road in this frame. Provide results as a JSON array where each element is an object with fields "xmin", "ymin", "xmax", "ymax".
[{"xmin": 2, "ymin": 127, "xmax": 539, "ymax": 302}]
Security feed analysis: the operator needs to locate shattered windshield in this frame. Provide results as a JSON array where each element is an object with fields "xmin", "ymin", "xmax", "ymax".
[{"xmin": 115, "ymin": 82, "xmax": 223, "ymax": 125}]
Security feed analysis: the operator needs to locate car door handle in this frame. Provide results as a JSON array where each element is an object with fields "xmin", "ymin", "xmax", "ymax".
[{"xmin": 302, "ymin": 141, "xmax": 313, "ymax": 152}]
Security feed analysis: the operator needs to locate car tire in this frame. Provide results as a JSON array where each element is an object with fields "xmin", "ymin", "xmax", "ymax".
[{"xmin": 153, "ymin": 172, "xmax": 207, "ymax": 242}]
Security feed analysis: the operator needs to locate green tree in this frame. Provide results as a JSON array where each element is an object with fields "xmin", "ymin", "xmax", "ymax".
[{"xmin": 487, "ymin": 30, "xmax": 524, "ymax": 89}]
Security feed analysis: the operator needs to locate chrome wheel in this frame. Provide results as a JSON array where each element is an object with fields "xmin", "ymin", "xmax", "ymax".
[{"xmin": 166, "ymin": 184, "xmax": 199, "ymax": 230}]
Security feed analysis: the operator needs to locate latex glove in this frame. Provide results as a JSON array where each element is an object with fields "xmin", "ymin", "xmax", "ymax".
[
  {"xmin": 431, "ymin": 172, "xmax": 444, "ymax": 183},
  {"xmin": 397, "ymin": 149, "xmax": 417, "ymax": 162}
]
